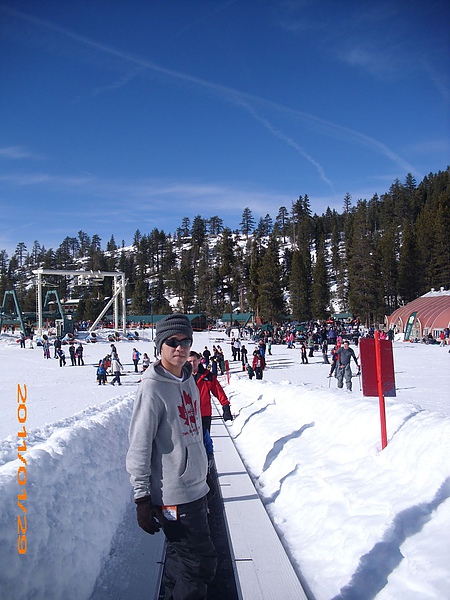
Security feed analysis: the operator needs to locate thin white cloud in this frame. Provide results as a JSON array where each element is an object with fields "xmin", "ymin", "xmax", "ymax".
[
  {"xmin": 89, "ymin": 66, "xmax": 147, "ymax": 98},
  {"xmin": 1, "ymin": 5, "xmax": 419, "ymax": 179},
  {"xmin": 422, "ymin": 61, "xmax": 450, "ymax": 103},
  {"xmin": 279, "ymin": 1, "xmax": 450, "ymax": 103},
  {"xmin": 0, "ymin": 146, "xmax": 36, "ymax": 159},
  {"xmin": 406, "ymin": 138, "xmax": 450, "ymax": 157},
  {"xmin": 0, "ymin": 170, "xmax": 292, "ymax": 212}
]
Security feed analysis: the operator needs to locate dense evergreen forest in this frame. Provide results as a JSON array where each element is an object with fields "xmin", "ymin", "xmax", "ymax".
[{"xmin": 1, "ymin": 168, "xmax": 449, "ymax": 327}]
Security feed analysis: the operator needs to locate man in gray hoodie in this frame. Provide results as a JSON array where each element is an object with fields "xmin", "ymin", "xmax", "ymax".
[{"xmin": 126, "ymin": 313, "xmax": 217, "ymax": 599}]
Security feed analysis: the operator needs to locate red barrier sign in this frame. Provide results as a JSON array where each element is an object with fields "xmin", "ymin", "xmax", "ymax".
[
  {"xmin": 359, "ymin": 338, "xmax": 396, "ymax": 397},
  {"xmin": 359, "ymin": 333, "xmax": 396, "ymax": 450}
]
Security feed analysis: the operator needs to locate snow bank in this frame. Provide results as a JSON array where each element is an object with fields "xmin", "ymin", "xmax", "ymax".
[
  {"xmin": 225, "ymin": 377, "xmax": 450, "ymax": 599},
  {"xmin": 0, "ymin": 394, "xmax": 134, "ymax": 600}
]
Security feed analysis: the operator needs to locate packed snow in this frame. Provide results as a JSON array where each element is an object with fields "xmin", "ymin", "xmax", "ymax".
[{"xmin": 1, "ymin": 328, "xmax": 449, "ymax": 599}]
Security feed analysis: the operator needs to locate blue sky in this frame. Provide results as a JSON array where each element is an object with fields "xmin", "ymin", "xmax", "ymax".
[{"xmin": 1, "ymin": 0, "xmax": 449, "ymax": 256}]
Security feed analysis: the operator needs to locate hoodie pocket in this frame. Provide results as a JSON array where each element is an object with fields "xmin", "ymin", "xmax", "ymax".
[{"xmin": 179, "ymin": 443, "xmax": 207, "ymax": 487}]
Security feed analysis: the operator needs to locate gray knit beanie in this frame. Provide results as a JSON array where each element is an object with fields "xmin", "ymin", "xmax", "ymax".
[{"xmin": 154, "ymin": 313, "xmax": 193, "ymax": 354}]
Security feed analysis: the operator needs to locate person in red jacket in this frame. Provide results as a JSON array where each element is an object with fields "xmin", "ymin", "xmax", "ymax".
[
  {"xmin": 188, "ymin": 351, "xmax": 233, "ymax": 435},
  {"xmin": 252, "ymin": 348, "xmax": 265, "ymax": 380}
]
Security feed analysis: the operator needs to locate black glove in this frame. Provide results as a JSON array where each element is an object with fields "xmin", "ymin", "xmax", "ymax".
[
  {"xmin": 222, "ymin": 404, "xmax": 233, "ymax": 421},
  {"xmin": 135, "ymin": 496, "xmax": 162, "ymax": 535}
]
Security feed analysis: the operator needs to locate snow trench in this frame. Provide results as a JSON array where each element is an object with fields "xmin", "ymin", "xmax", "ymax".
[{"xmin": 0, "ymin": 394, "xmax": 134, "ymax": 600}]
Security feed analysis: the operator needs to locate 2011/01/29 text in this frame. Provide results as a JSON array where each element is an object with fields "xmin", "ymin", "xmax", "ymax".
[{"xmin": 17, "ymin": 384, "xmax": 28, "ymax": 555}]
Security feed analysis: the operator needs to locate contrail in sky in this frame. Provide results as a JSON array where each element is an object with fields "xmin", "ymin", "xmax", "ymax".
[{"xmin": 1, "ymin": 5, "xmax": 417, "ymax": 177}]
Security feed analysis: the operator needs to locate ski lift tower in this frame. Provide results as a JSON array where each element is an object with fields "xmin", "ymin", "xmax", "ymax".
[{"xmin": 33, "ymin": 268, "xmax": 127, "ymax": 336}]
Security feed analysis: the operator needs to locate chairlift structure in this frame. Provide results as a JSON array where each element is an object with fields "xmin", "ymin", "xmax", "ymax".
[
  {"xmin": 0, "ymin": 289, "xmax": 27, "ymax": 333},
  {"xmin": 33, "ymin": 268, "xmax": 127, "ymax": 336}
]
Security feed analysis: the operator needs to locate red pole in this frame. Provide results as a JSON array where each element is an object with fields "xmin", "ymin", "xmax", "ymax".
[
  {"xmin": 374, "ymin": 330, "xmax": 388, "ymax": 449},
  {"xmin": 225, "ymin": 360, "xmax": 230, "ymax": 385}
]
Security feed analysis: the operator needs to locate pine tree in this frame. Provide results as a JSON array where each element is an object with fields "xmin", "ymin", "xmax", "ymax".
[
  {"xmin": 289, "ymin": 248, "xmax": 312, "ymax": 321},
  {"xmin": 151, "ymin": 275, "xmax": 171, "ymax": 315},
  {"xmin": 431, "ymin": 193, "xmax": 450, "ymax": 289},
  {"xmin": 247, "ymin": 238, "xmax": 263, "ymax": 319},
  {"xmin": 347, "ymin": 201, "xmax": 383, "ymax": 325},
  {"xmin": 415, "ymin": 202, "xmax": 435, "ymax": 292},
  {"xmin": 343, "ymin": 192, "xmax": 352, "ymax": 214},
  {"xmin": 77, "ymin": 231, "xmax": 91, "ymax": 258},
  {"xmin": 27, "ymin": 241, "xmax": 42, "ymax": 269},
  {"xmin": 106, "ymin": 235, "xmax": 117, "ymax": 253},
  {"xmin": 397, "ymin": 221, "xmax": 421, "ymax": 303},
  {"xmin": 274, "ymin": 206, "xmax": 290, "ymax": 243},
  {"xmin": 55, "ymin": 238, "xmax": 72, "ymax": 269},
  {"xmin": 258, "ymin": 235, "xmax": 284, "ymax": 322},
  {"xmin": 131, "ymin": 277, "xmax": 150, "ymax": 314},
  {"xmin": 191, "ymin": 215, "xmax": 207, "ymax": 252},
  {"xmin": 177, "ymin": 217, "xmax": 191, "ymax": 240},
  {"xmin": 208, "ymin": 216, "xmax": 224, "ymax": 235},
  {"xmin": 311, "ymin": 237, "xmax": 330, "ymax": 319},
  {"xmin": 14, "ymin": 242, "xmax": 27, "ymax": 268},
  {"xmin": 133, "ymin": 229, "xmax": 142, "ymax": 249},
  {"xmin": 240, "ymin": 208, "xmax": 255, "ymax": 238},
  {"xmin": 177, "ymin": 249, "xmax": 195, "ymax": 313},
  {"xmin": 378, "ymin": 223, "xmax": 399, "ymax": 313},
  {"xmin": 218, "ymin": 228, "xmax": 239, "ymax": 314},
  {"xmin": 196, "ymin": 245, "xmax": 219, "ymax": 316},
  {"xmin": 0, "ymin": 250, "xmax": 9, "ymax": 299}
]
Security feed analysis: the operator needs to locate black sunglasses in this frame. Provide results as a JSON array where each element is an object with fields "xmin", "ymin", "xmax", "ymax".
[{"xmin": 164, "ymin": 338, "xmax": 192, "ymax": 348}]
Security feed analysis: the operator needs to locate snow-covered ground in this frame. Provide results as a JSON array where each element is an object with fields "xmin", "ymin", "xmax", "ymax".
[{"xmin": 1, "ymin": 329, "xmax": 449, "ymax": 599}]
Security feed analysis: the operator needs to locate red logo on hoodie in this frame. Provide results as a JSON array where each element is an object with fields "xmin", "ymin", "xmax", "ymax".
[{"xmin": 178, "ymin": 391, "xmax": 199, "ymax": 434}]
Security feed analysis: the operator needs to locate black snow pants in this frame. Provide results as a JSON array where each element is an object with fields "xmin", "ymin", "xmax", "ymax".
[{"xmin": 162, "ymin": 495, "xmax": 217, "ymax": 600}]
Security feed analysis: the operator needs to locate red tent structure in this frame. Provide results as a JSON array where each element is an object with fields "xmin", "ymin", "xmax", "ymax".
[{"xmin": 385, "ymin": 289, "xmax": 450, "ymax": 340}]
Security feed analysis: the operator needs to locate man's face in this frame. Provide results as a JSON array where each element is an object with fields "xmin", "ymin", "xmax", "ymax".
[
  {"xmin": 343, "ymin": 342, "xmax": 349, "ymax": 349},
  {"xmin": 187, "ymin": 355, "xmax": 199, "ymax": 374},
  {"xmin": 160, "ymin": 334, "xmax": 192, "ymax": 376}
]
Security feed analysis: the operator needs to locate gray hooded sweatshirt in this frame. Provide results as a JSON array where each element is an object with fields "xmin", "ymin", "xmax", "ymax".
[{"xmin": 126, "ymin": 359, "xmax": 208, "ymax": 505}]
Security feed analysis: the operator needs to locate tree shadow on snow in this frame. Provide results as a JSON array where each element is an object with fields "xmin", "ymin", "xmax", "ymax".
[
  {"xmin": 262, "ymin": 423, "xmax": 315, "ymax": 473},
  {"xmin": 331, "ymin": 476, "xmax": 450, "ymax": 600},
  {"xmin": 389, "ymin": 409, "xmax": 424, "ymax": 441},
  {"xmin": 233, "ymin": 398, "xmax": 276, "ymax": 438},
  {"xmin": 263, "ymin": 464, "xmax": 300, "ymax": 505}
]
